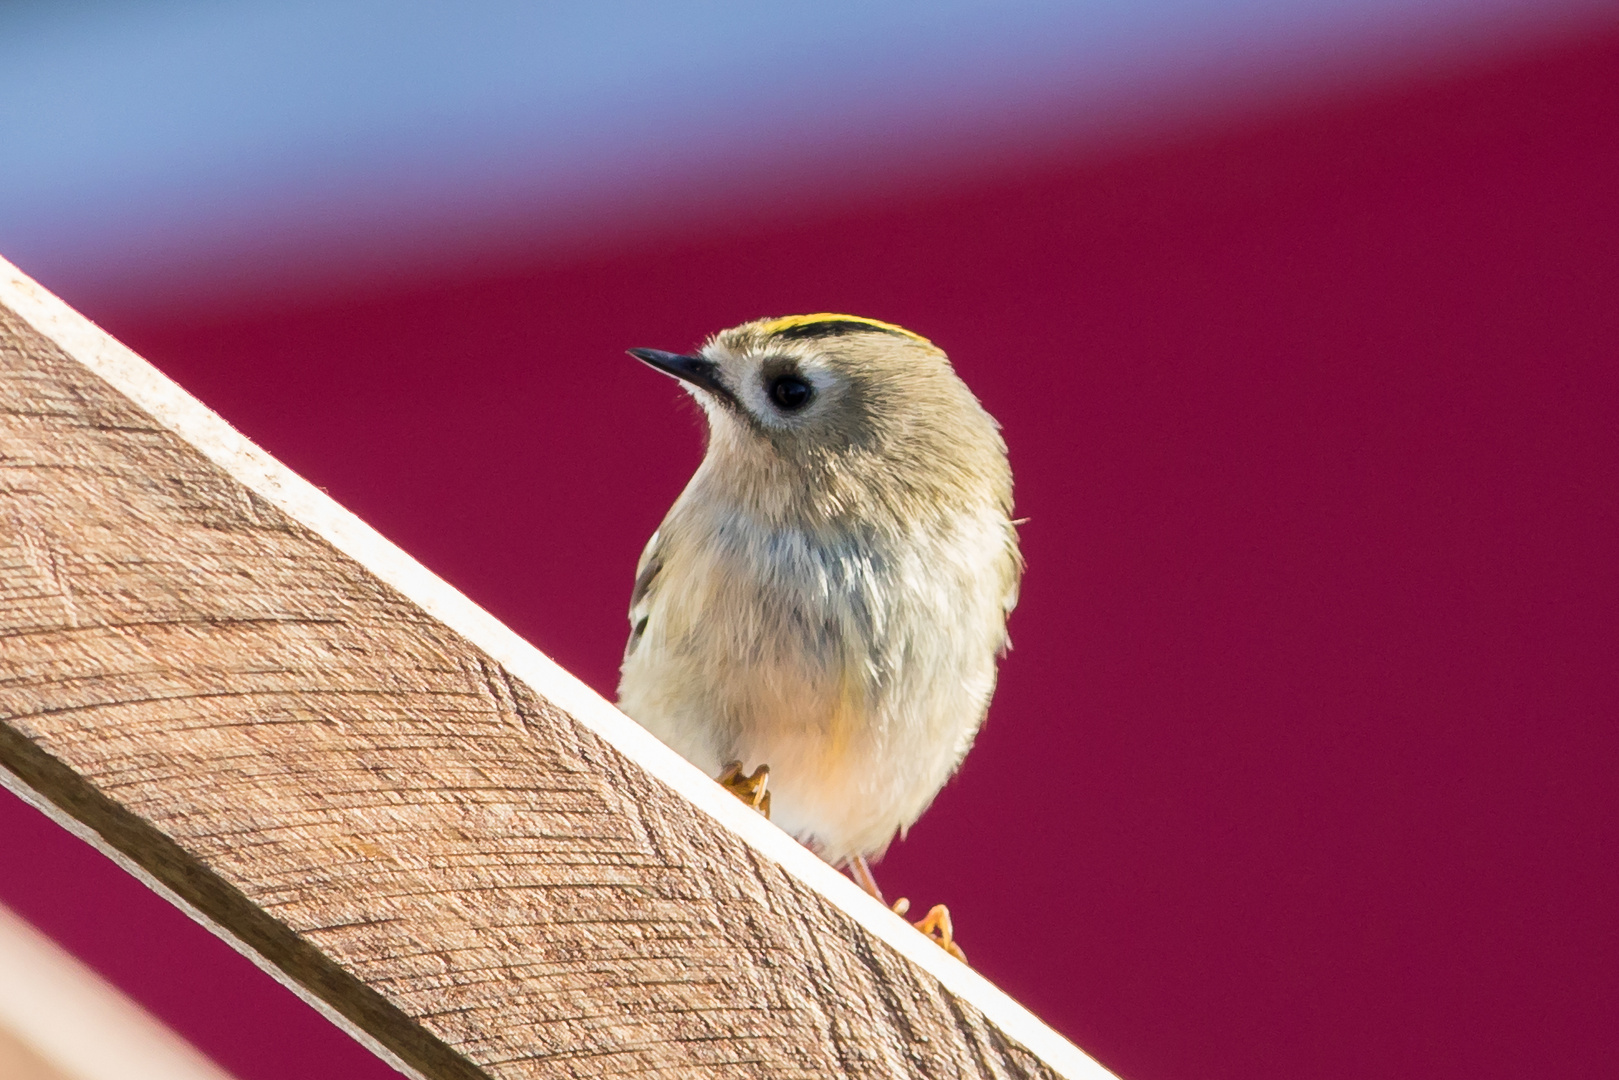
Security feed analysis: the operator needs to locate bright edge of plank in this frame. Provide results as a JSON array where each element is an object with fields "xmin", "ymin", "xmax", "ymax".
[{"xmin": 0, "ymin": 255, "xmax": 1114, "ymax": 1080}]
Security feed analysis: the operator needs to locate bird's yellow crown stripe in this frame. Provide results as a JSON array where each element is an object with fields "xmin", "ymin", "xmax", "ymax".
[{"xmin": 758, "ymin": 313, "xmax": 933, "ymax": 346}]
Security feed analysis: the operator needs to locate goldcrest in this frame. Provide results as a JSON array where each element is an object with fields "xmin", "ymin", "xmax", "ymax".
[{"xmin": 619, "ymin": 314, "xmax": 1022, "ymax": 869}]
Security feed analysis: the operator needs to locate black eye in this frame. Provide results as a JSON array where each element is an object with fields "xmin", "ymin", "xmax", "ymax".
[{"xmin": 769, "ymin": 375, "xmax": 814, "ymax": 411}]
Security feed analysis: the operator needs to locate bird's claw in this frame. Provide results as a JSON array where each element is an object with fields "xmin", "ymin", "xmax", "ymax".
[
  {"xmin": 892, "ymin": 898, "xmax": 967, "ymax": 963},
  {"xmin": 847, "ymin": 856, "xmax": 968, "ymax": 963},
  {"xmin": 717, "ymin": 761, "xmax": 771, "ymax": 818}
]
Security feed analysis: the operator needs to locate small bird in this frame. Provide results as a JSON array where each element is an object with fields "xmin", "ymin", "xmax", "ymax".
[{"xmin": 618, "ymin": 314, "xmax": 1021, "ymax": 957}]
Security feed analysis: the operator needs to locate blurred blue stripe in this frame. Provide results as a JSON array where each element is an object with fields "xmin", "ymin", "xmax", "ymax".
[{"xmin": 1, "ymin": 0, "xmax": 1611, "ymax": 294}]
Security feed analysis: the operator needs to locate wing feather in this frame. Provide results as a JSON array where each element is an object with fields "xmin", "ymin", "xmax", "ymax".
[{"xmin": 624, "ymin": 530, "xmax": 664, "ymax": 657}]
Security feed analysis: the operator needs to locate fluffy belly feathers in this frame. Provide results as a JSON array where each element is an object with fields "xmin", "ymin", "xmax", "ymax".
[{"xmin": 617, "ymin": 510, "xmax": 1009, "ymax": 862}]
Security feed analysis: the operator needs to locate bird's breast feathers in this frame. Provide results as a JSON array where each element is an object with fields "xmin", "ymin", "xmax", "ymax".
[
  {"xmin": 617, "ymin": 501, "xmax": 1014, "ymax": 858},
  {"xmin": 620, "ymin": 503, "xmax": 1013, "ymax": 762}
]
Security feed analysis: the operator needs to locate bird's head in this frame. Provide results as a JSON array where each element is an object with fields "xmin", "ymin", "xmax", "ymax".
[{"xmin": 630, "ymin": 314, "xmax": 1010, "ymax": 529}]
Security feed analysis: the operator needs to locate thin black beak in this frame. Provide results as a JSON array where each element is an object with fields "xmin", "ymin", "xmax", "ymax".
[{"xmin": 628, "ymin": 348, "xmax": 736, "ymax": 405}]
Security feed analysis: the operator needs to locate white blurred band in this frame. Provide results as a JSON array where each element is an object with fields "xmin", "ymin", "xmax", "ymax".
[{"xmin": 0, "ymin": 902, "xmax": 237, "ymax": 1080}]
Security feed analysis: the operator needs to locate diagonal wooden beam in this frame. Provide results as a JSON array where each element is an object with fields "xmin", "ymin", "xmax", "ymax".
[{"xmin": 0, "ymin": 255, "xmax": 1112, "ymax": 1080}]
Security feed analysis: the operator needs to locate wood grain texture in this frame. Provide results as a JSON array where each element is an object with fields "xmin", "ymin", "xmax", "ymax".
[{"xmin": 0, "ymin": 295, "xmax": 1095, "ymax": 1079}]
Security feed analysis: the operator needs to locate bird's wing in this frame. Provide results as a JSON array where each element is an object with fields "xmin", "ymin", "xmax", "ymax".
[{"xmin": 624, "ymin": 529, "xmax": 664, "ymax": 657}]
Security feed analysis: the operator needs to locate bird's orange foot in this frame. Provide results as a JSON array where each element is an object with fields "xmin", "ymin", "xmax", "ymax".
[
  {"xmin": 847, "ymin": 856, "xmax": 967, "ymax": 963},
  {"xmin": 717, "ymin": 761, "xmax": 771, "ymax": 818},
  {"xmin": 891, "ymin": 898, "xmax": 967, "ymax": 963}
]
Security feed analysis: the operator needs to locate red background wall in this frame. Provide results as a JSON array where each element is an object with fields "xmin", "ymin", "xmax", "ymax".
[{"xmin": 4, "ymin": 26, "xmax": 1617, "ymax": 1080}]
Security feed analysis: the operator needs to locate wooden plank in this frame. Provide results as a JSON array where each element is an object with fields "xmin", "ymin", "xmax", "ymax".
[{"xmin": 0, "ymin": 255, "xmax": 1111, "ymax": 1080}]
